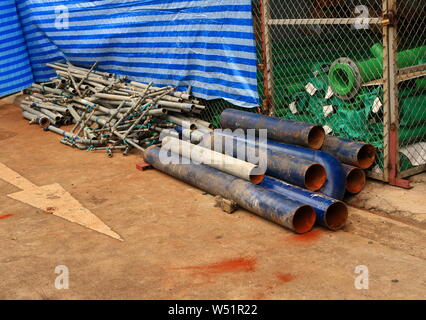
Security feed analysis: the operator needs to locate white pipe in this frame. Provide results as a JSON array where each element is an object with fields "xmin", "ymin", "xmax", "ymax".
[{"xmin": 162, "ymin": 136, "xmax": 264, "ymax": 184}]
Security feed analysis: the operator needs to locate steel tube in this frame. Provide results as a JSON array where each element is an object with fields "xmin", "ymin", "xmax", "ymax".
[
  {"xmin": 201, "ymin": 132, "xmax": 327, "ymax": 191},
  {"xmin": 40, "ymin": 108, "xmax": 62, "ymax": 122},
  {"xmin": 220, "ymin": 109, "xmax": 325, "ymax": 149},
  {"xmin": 143, "ymin": 146, "xmax": 316, "ymax": 233},
  {"xmin": 208, "ymin": 132, "xmax": 346, "ymax": 200},
  {"xmin": 322, "ymin": 135, "xmax": 376, "ymax": 169},
  {"xmin": 260, "ymin": 176, "xmax": 348, "ymax": 231},
  {"xmin": 19, "ymin": 104, "xmax": 55, "ymax": 122},
  {"xmin": 22, "ymin": 111, "xmax": 50, "ymax": 128},
  {"xmin": 47, "ymin": 125, "xmax": 105, "ymax": 146},
  {"xmin": 342, "ymin": 164, "xmax": 366, "ymax": 194},
  {"xmin": 166, "ymin": 115, "xmax": 197, "ymax": 130},
  {"xmin": 162, "ymin": 136, "xmax": 265, "ymax": 184}
]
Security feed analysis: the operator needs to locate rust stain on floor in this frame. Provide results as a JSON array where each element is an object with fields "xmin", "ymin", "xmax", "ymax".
[
  {"xmin": 173, "ymin": 257, "xmax": 256, "ymax": 275},
  {"xmin": 276, "ymin": 273, "xmax": 296, "ymax": 283},
  {"xmin": 289, "ymin": 228, "xmax": 323, "ymax": 244},
  {"xmin": 0, "ymin": 213, "xmax": 15, "ymax": 220}
]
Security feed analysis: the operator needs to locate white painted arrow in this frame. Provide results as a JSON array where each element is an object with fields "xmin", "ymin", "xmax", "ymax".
[{"xmin": 0, "ymin": 162, "xmax": 122, "ymax": 241}]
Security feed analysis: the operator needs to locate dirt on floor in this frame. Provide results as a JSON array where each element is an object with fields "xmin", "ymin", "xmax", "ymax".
[{"xmin": 0, "ymin": 96, "xmax": 425, "ymax": 300}]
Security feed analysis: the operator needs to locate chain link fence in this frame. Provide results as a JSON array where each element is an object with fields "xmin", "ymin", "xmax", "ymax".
[
  {"xmin": 259, "ymin": 0, "xmax": 425, "ymax": 183},
  {"xmin": 394, "ymin": 0, "xmax": 426, "ymax": 179},
  {"xmin": 200, "ymin": 0, "xmax": 425, "ymax": 184}
]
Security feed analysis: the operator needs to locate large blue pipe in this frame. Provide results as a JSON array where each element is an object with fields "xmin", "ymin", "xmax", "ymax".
[
  {"xmin": 322, "ymin": 135, "xmax": 376, "ymax": 169},
  {"xmin": 342, "ymin": 164, "xmax": 366, "ymax": 194},
  {"xmin": 220, "ymin": 108, "xmax": 325, "ymax": 149},
  {"xmin": 260, "ymin": 176, "xmax": 348, "ymax": 230},
  {"xmin": 206, "ymin": 132, "xmax": 347, "ymax": 200},
  {"xmin": 143, "ymin": 146, "xmax": 316, "ymax": 233},
  {"xmin": 200, "ymin": 133, "xmax": 327, "ymax": 191}
]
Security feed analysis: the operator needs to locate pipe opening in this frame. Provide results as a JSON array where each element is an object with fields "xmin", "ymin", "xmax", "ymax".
[
  {"xmin": 346, "ymin": 168, "xmax": 366, "ymax": 194},
  {"xmin": 189, "ymin": 123, "xmax": 197, "ymax": 130},
  {"xmin": 325, "ymin": 202, "xmax": 348, "ymax": 231},
  {"xmin": 329, "ymin": 63, "xmax": 356, "ymax": 96},
  {"xmin": 249, "ymin": 174, "xmax": 265, "ymax": 185},
  {"xmin": 305, "ymin": 164, "xmax": 327, "ymax": 191},
  {"xmin": 39, "ymin": 118, "xmax": 50, "ymax": 129},
  {"xmin": 335, "ymin": 69, "xmax": 350, "ymax": 87},
  {"xmin": 308, "ymin": 126, "xmax": 325, "ymax": 149},
  {"xmin": 293, "ymin": 205, "xmax": 316, "ymax": 234},
  {"xmin": 357, "ymin": 144, "xmax": 376, "ymax": 169}
]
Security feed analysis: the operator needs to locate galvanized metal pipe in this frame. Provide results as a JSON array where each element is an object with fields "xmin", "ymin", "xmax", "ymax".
[
  {"xmin": 165, "ymin": 115, "xmax": 197, "ymax": 130},
  {"xmin": 20, "ymin": 104, "xmax": 56, "ymax": 123},
  {"xmin": 47, "ymin": 125, "xmax": 105, "ymax": 146},
  {"xmin": 22, "ymin": 111, "xmax": 50, "ymax": 128},
  {"xmin": 143, "ymin": 146, "xmax": 316, "ymax": 233},
  {"xmin": 220, "ymin": 108, "xmax": 325, "ymax": 149}
]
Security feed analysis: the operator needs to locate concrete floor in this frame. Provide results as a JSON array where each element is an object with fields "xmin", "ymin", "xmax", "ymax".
[{"xmin": 0, "ymin": 97, "xmax": 425, "ymax": 300}]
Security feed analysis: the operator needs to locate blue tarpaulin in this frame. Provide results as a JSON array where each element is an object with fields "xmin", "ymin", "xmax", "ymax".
[{"xmin": 0, "ymin": 0, "xmax": 259, "ymax": 107}]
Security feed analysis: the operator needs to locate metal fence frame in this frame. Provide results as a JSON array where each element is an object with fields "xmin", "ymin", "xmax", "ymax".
[{"xmin": 258, "ymin": 0, "xmax": 425, "ymax": 188}]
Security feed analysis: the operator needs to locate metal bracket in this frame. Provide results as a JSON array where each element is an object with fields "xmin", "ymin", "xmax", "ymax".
[
  {"xmin": 382, "ymin": 10, "xmax": 398, "ymax": 26},
  {"xmin": 389, "ymin": 177, "xmax": 413, "ymax": 189}
]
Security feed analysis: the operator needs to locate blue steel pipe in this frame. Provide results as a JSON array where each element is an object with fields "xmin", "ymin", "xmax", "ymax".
[
  {"xmin": 206, "ymin": 132, "xmax": 347, "ymax": 200},
  {"xmin": 322, "ymin": 135, "xmax": 376, "ymax": 169},
  {"xmin": 143, "ymin": 146, "xmax": 316, "ymax": 233},
  {"xmin": 260, "ymin": 176, "xmax": 348, "ymax": 230},
  {"xmin": 342, "ymin": 164, "xmax": 366, "ymax": 194},
  {"xmin": 200, "ymin": 133, "xmax": 327, "ymax": 191},
  {"xmin": 264, "ymin": 150, "xmax": 326, "ymax": 191},
  {"xmin": 220, "ymin": 109, "xmax": 325, "ymax": 149}
]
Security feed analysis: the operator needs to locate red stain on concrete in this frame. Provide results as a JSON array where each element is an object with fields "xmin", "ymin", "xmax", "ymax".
[
  {"xmin": 0, "ymin": 213, "xmax": 15, "ymax": 220},
  {"xmin": 175, "ymin": 257, "xmax": 256, "ymax": 275},
  {"xmin": 276, "ymin": 273, "xmax": 295, "ymax": 283},
  {"xmin": 289, "ymin": 228, "xmax": 323, "ymax": 244}
]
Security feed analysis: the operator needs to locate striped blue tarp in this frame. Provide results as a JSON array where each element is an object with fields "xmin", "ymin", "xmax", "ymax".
[
  {"xmin": 0, "ymin": 0, "xmax": 259, "ymax": 107},
  {"xmin": 0, "ymin": 0, "xmax": 34, "ymax": 97}
]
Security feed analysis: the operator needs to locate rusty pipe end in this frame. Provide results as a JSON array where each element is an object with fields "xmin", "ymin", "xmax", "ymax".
[
  {"xmin": 346, "ymin": 167, "xmax": 366, "ymax": 194},
  {"xmin": 308, "ymin": 126, "xmax": 325, "ymax": 149},
  {"xmin": 357, "ymin": 144, "xmax": 376, "ymax": 169},
  {"xmin": 293, "ymin": 205, "xmax": 316, "ymax": 234},
  {"xmin": 304, "ymin": 164, "xmax": 327, "ymax": 191},
  {"xmin": 249, "ymin": 174, "xmax": 265, "ymax": 185},
  {"xmin": 324, "ymin": 201, "xmax": 348, "ymax": 231}
]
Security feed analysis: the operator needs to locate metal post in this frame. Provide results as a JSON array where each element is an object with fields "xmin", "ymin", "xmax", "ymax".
[
  {"xmin": 260, "ymin": 0, "xmax": 273, "ymax": 115},
  {"xmin": 382, "ymin": 0, "xmax": 391, "ymax": 183},
  {"xmin": 386, "ymin": 0, "xmax": 412, "ymax": 188}
]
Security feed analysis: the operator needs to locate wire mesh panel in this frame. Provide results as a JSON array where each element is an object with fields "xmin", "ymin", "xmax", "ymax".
[
  {"xmin": 262, "ymin": 0, "xmax": 388, "ymax": 179},
  {"xmin": 394, "ymin": 0, "xmax": 426, "ymax": 178}
]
